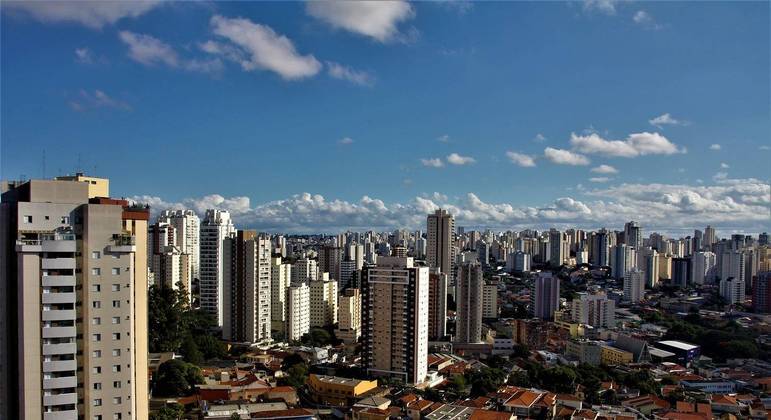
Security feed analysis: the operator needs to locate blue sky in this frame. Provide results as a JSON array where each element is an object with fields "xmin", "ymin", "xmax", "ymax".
[{"xmin": 1, "ymin": 1, "xmax": 769, "ymax": 233}]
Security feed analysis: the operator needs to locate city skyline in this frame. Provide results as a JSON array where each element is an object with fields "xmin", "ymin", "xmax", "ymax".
[{"xmin": 1, "ymin": 1, "xmax": 769, "ymax": 234}]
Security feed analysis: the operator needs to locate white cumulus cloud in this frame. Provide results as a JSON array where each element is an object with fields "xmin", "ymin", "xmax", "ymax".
[
  {"xmin": 544, "ymin": 147, "xmax": 590, "ymax": 166},
  {"xmin": 421, "ymin": 158, "xmax": 444, "ymax": 168},
  {"xmin": 306, "ymin": 0, "xmax": 415, "ymax": 43},
  {"xmin": 570, "ymin": 132, "xmax": 684, "ymax": 158},
  {"xmin": 208, "ymin": 15, "xmax": 322, "ymax": 80},
  {"xmin": 591, "ymin": 164, "xmax": 618, "ymax": 174},
  {"xmin": 709, "ymin": 144, "xmax": 722, "ymax": 150},
  {"xmin": 119, "ymin": 31, "xmax": 222, "ymax": 74},
  {"xmin": 649, "ymin": 112, "xmax": 686, "ymax": 128},
  {"xmin": 326, "ymin": 61, "xmax": 374, "ymax": 86},
  {"xmin": 505, "ymin": 151, "xmax": 536, "ymax": 167},
  {"xmin": 446, "ymin": 153, "xmax": 476, "ymax": 165}
]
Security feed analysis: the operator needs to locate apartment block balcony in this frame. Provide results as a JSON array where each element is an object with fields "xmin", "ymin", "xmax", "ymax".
[
  {"xmin": 42, "ymin": 275, "xmax": 76, "ymax": 287},
  {"xmin": 42, "ymin": 343, "xmax": 76, "ymax": 356},
  {"xmin": 108, "ymin": 232, "xmax": 136, "ymax": 253},
  {"xmin": 43, "ymin": 376, "xmax": 76, "ymax": 389},
  {"xmin": 43, "ymin": 392, "xmax": 77, "ymax": 407},
  {"xmin": 42, "ymin": 258, "xmax": 76, "ymax": 270},
  {"xmin": 43, "ymin": 409, "xmax": 78, "ymax": 420},
  {"xmin": 41, "ymin": 326, "xmax": 76, "ymax": 339},
  {"xmin": 43, "ymin": 360, "xmax": 77, "ymax": 373},
  {"xmin": 41, "ymin": 292, "xmax": 76, "ymax": 305},
  {"xmin": 16, "ymin": 233, "xmax": 76, "ymax": 253},
  {"xmin": 42, "ymin": 309, "xmax": 76, "ymax": 322}
]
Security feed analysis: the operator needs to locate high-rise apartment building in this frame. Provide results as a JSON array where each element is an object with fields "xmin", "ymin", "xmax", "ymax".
[
  {"xmin": 570, "ymin": 292, "xmax": 615, "ymax": 328},
  {"xmin": 530, "ymin": 272, "xmax": 560, "ymax": 320},
  {"xmin": 0, "ymin": 177, "xmax": 149, "ymax": 419},
  {"xmin": 455, "ymin": 262, "xmax": 483, "ymax": 343},
  {"xmin": 590, "ymin": 229, "xmax": 610, "ymax": 267},
  {"xmin": 611, "ymin": 244, "xmax": 637, "ymax": 280},
  {"xmin": 291, "ymin": 258, "xmax": 317, "ymax": 283},
  {"xmin": 549, "ymin": 229, "xmax": 568, "ymax": 267},
  {"xmin": 691, "ymin": 251, "xmax": 717, "ymax": 285},
  {"xmin": 200, "ymin": 209, "xmax": 235, "ymax": 327},
  {"xmin": 336, "ymin": 288, "xmax": 362, "ymax": 344},
  {"xmin": 624, "ymin": 221, "xmax": 643, "ymax": 250},
  {"xmin": 319, "ymin": 246, "xmax": 344, "ymax": 288},
  {"xmin": 672, "ymin": 257, "xmax": 691, "ymax": 288},
  {"xmin": 286, "ymin": 283, "xmax": 310, "ymax": 342},
  {"xmin": 482, "ymin": 281, "xmax": 499, "ymax": 319},
  {"xmin": 427, "ymin": 209, "xmax": 455, "ymax": 280},
  {"xmin": 361, "ymin": 256, "xmax": 428, "ymax": 385},
  {"xmin": 223, "ymin": 232, "xmax": 271, "ymax": 343},
  {"xmin": 152, "ymin": 246, "xmax": 191, "ymax": 295},
  {"xmin": 157, "ymin": 209, "xmax": 200, "ymax": 281},
  {"xmin": 752, "ymin": 271, "xmax": 771, "ymax": 313},
  {"xmin": 427, "ymin": 269, "xmax": 447, "ymax": 340},
  {"xmin": 720, "ymin": 250, "xmax": 746, "ymax": 283},
  {"xmin": 270, "ymin": 257, "xmax": 291, "ymax": 333},
  {"xmin": 624, "ymin": 268, "xmax": 645, "ymax": 303},
  {"xmin": 704, "ymin": 225, "xmax": 716, "ymax": 250},
  {"xmin": 720, "ymin": 277, "xmax": 745, "ymax": 305},
  {"xmin": 309, "ymin": 274, "xmax": 338, "ymax": 328}
]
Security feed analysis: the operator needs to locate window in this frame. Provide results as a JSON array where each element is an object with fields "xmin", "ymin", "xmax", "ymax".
[
  {"xmin": 112, "ymin": 333, "xmax": 120, "ymax": 340},
  {"xmin": 93, "ymin": 383, "xmax": 101, "ymax": 390},
  {"xmin": 113, "ymin": 381, "xmax": 121, "ymax": 388},
  {"xmin": 91, "ymin": 285, "xmax": 101, "ymax": 293},
  {"xmin": 91, "ymin": 268, "xmax": 101, "ymax": 276},
  {"xmin": 112, "ymin": 349, "xmax": 121, "ymax": 357},
  {"xmin": 92, "ymin": 366, "xmax": 101, "ymax": 374},
  {"xmin": 93, "ymin": 398, "xmax": 102, "ymax": 407},
  {"xmin": 23, "ymin": 215, "xmax": 32, "ymax": 223},
  {"xmin": 112, "ymin": 300, "xmax": 120, "ymax": 308},
  {"xmin": 94, "ymin": 415, "xmax": 103, "ymax": 420},
  {"xmin": 92, "ymin": 350, "xmax": 101, "ymax": 358},
  {"xmin": 92, "ymin": 317, "xmax": 101, "ymax": 325},
  {"xmin": 111, "ymin": 284, "xmax": 120, "ymax": 292},
  {"xmin": 112, "ymin": 365, "xmax": 121, "ymax": 373},
  {"xmin": 61, "ymin": 216, "xmax": 69, "ymax": 224},
  {"xmin": 112, "ymin": 397, "xmax": 121, "ymax": 404},
  {"xmin": 44, "ymin": 215, "xmax": 50, "ymax": 220},
  {"xmin": 111, "ymin": 317, "xmax": 120, "ymax": 325},
  {"xmin": 113, "ymin": 414, "xmax": 122, "ymax": 420},
  {"xmin": 92, "ymin": 334, "xmax": 101, "ymax": 342},
  {"xmin": 92, "ymin": 251, "xmax": 100, "ymax": 259},
  {"xmin": 92, "ymin": 301, "xmax": 101, "ymax": 309},
  {"xmin": 111, "ymin": 268, "xmax": 120, "ymax": 275}
]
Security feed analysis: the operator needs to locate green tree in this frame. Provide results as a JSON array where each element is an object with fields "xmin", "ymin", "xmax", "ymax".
[
  {"xmin": 154, "ymin": 359, "xmax": 204, "ymax": 397},
  {"xmin": 180, "ymin": 335, "xmax": 204, "ymax": 366},
  {"xmin": 196, "ymin": 335, "xmax": 228, "ymax": 360},
  {"xmin": 148, "ymin": 284, "xmax": 191, "ymax": 352},
  {"xmin": 466, "ymin": 367, "xmax": 507, "ymax": 397},
  {"xmin": 149, "ymin": 404, "xmax": 184, "ymax": 420},
  {"xmin": 282, "ymin": 362, "xmax": 309, "ymax": 388}
]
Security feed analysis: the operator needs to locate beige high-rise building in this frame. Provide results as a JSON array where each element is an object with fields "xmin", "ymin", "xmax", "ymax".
[
  {"xmin": 152, "ymin": 246, "xmax": 191, "ymax": 295},
  {"xmin": 309, "ymin": 274, "xmax": 338, "ymax": 328},
  {"xmin": 157, "ymin": 209, "xmax": 200, "ymax": 281},
  {"xmin": 270, "ymin": 257, "xmax": 291, "ymax": 334},
  {"xmin": 427, "ymin": 269, "xmax": 447, "ymax": 340},
  {"xmin": 0, "ymin": 177, "xmax": 148, "ymax": 420},
  {"xmin": 361, "ymin": 256, "xmax": 428, "ymax": 385},
  {"xmin": 426, "ymin": 209, "xmax": 455, "ymax": 280},
  {"xmin": 336, "ymin": 288, "xmax": 362, "ymax": 344}
]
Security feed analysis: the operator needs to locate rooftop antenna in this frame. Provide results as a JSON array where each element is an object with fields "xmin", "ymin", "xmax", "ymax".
[{"xmin": 77, "ymin": 153, "xmax": 82, "ymax": 174}]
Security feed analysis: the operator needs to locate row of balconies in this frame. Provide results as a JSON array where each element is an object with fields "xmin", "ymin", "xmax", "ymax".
[
  {"xmin": 43, "ymin": 392, "xmax": 77, "ymax": 408},
  {"xmin": 43, "ymin": 359, "xmax": 77, "ymax": 373},
  {"xmin": 43, "ymin": 409, "xmax": 77, "ymax": 420}
]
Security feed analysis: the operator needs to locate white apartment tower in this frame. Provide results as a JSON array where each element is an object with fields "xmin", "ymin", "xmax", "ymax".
[
  {"xmin": 158, "ymin": 209, "xmax": 200, "ymax": 280},
  {"xmin": 200, "ymin": 209, "xmax": 235, "ymax": 327},
  {"xmin": 361, "ymin": 256, "xmax": 429, "ymax": 385},
  {"xmin": 570, "ymin": 292, "xmax": 615, "ymax": 328},
  {"xmin": 624, "ymin": 268, "xmax": 645, "ymax": 303},
  {"xmin": 285, "ymin": 283, "xmax": 310, "ymax": 342}
]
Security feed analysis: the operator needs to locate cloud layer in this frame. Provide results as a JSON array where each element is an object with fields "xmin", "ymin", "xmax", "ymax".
[
  {"xmin": 130, "ymin": 177, "xmax": 770, "ymax": 234},
  {"xmin": 570, "ymin": 132, "xmax": 684, "ymax": 157}
]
